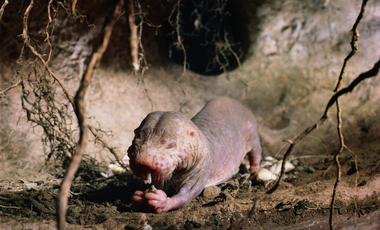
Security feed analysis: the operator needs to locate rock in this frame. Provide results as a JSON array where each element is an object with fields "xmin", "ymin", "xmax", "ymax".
[
  {"xmin": 252, "ymin": 168, "xmax": 277, "ymax": 184},
  {"xmin": 202, "ymin": 186, "xmax": 221, "ymax": 199},
  {"xmin": 262, "ymin": 36, "xmax": 278, "ymax": 56},
  {"xmin": 306, "ymin": 166, "xmax": 316, "ymax": 173},
  {"xmin": 270, "ymin": 160, "xmax": 295, "ymax": 174},
  {"xmin": 184, "ymin": 220, "xmax": 205, "ymax": 230}
]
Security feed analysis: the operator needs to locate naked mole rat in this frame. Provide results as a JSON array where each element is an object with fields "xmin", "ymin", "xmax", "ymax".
[{"xmin": 127, "ymin": 96, "xmax": 262, "ymax": 213}]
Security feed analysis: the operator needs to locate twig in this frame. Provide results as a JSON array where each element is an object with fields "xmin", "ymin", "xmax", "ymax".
[
  {"xmin": 128, "ymin": 0, "xmax": 139, "ymax": 71},
  {"xmin": 71, "ymin": 0, "xmax": 78, "ymax": 16},
  {"xmin": 268, "ymin": 0, "xmax": 371, "ymax": 196},
  {"xmin": 333, "ymin": 0, "xmax": 368, "ymax": 92},
  {"xmin": 57, "ymin": 0, "xmax": 125, "ymax": 229},
  {"xmin": 0, "ymin": 80, "xmax": 22, "ymax": 98},
  {"xmin": 21, "ymin": 0, "xmax": 75, "ymax": 111},
  {"xmin": 0, "ymin": 205, "xmax": 21, "ymax": 209},
  {"xmin": 0, "ymin": 0, "xmax": 9, "ymax": 21},
  {"xmin": 329, "ymin": 100, "xmax": 344, "ymax": 230},
  {"xmin": 267, "ymin": 57, "xmax": 380, "ymax": 195},
  {"xmin": 328, "ymin": 1, "xmax": 368, "ymax": 228},
  {"xmin": 20, "ymin": 0, "xmax": 120, "ymax": 162},
  {"xmin": 247, "ymin": 57, "xmax": 380, "ymax": 218},
  {"xmin": 135, "ymin": 0, "xmax": 148, "ymax": 69},
  {"xmin": 44, "ymin": 0, "xmax": 54, "ymax": 64},
  {"xmin": 171, "ymin": 0, "xmax": 187, "ymax": 78},
  {"xmin": 88, "ymin": 125, "xmax": 124, "ymax": 167},
  {"xmin": 126, "ymin": 0, "xmax": 154, "ymax": 109},
  {"xmin": 223, "ymin": 30, "xmax": 242, "ymax": 69}
]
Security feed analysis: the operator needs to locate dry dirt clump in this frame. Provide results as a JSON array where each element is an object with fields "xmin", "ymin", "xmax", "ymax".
[{"xmin": 1, "ymin": 0, "xmax": 380, "ymax": 229}]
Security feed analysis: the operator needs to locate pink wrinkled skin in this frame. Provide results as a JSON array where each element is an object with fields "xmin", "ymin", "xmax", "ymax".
[{"xmin": 128, "ymin": 97, "xmax": 262, "ymax": 213}]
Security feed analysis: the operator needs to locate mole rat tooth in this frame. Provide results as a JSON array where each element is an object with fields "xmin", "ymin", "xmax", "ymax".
[{"xmin": 142, "ymin": 172, "xmax": 152, "ymax": 184}]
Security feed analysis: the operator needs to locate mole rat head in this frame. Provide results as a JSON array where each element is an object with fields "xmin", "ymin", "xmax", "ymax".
[{"xmin": 128, "ymin": 111, "xmax": 199, "ymax": 185}]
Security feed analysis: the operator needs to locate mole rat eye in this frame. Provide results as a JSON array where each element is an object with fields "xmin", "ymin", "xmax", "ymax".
[
  {"xmin": 189, "ymin": 131, "xmax": 195, "ymax": 137},
  {"xmin": 166, "ymin": 143, "xmax": 176, "ymax": 149}
]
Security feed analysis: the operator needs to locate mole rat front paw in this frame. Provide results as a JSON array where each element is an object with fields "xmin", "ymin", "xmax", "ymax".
[
  {"xmin": 145, "ymin": 189, "xmax": 169, "ymax": 213},
  {"xmin": 131, "ymin": 190, "xmax": 148, "ymax": 211}
]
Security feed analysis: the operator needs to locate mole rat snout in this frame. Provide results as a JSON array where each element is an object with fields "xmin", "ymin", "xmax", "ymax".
[{"xmin": 130, "ymin": 152, "xmax": 175, "ymax": 183}]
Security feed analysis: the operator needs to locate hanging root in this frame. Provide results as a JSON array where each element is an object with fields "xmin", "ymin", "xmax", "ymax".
[
  {"xmin": 57, "ymin": 0, "xmax": 125, "ymax": 229},
  {"xmin": 248, "ymin": 3, "xmax": 377, "ymax": 230}
]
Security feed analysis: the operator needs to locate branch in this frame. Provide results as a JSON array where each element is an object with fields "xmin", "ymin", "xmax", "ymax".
[
  {"xmin": 333, "ymin": 0, "xmax": 368, "ymax": 92},
  {"xmin": 44, "ymin": 0, "xmax": 54, "ymax": 64},
  {"xmin": 328, "ymin": 2, "xmax": 368, "ymax": 225},
  {"xmin": 88, "ymin": 125, "xmax": 124, "ymax": 167},
  {"xmin": 267, "ymin": 57, "xmax": 380, "ymax": 194},
  {"xmin": 71, "ymin": 0, "xmax": 78, "ymax": 16},
  {"xmin": 22, "ymin": 0, "xmax": 75, "ymax": 110},
  {"xmin": 0, "ymin": 80, "xmax": 22, "ymax": 98},
  {"xmin": 0, "ymin": 0, "xmax": 9, "ymax": 21},
  {"xmin": 128, "ymin": 0, "xmax": 139, "ymax": 71},
  {"xmin": 169, "ymin": 0, "xmax": 187, "ymax": 78},
  {"xmin": 57, "ymin": 0, "xmax": 125, "ymax": 229},
  {"xmin": 329, "ymin": 100, "xmax": 344, "ymax": 229},
  {"xmin": 268, "ymin": 0, "xmax": 373, "ymax": 196}
]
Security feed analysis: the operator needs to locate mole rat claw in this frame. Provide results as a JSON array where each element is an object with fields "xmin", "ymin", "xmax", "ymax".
[
  {"xmin": 142, "ymin": 172, "xmax": 152, "ymax": 184},
  {"xmin": 144, "ymin": 185, "xmax": 157, "ymax": 194}
]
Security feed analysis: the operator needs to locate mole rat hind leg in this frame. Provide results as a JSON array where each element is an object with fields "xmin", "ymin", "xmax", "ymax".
[{"xmin": 247, "ymin": 136, "xmax": 262, "ymax": 173}]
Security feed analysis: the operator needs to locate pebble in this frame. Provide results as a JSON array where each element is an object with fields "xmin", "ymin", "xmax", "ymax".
[
  {"xmin": 184, "ymin": 220, "xmax": 205, "ymax": 230},
  {"xmin": 252, "ymin": 168, "xmax": 277, "ymax": 184},
  {"xmin": 270, "ymin": 160, "xmax": 295, "ymax": 174},
  {"xmin": 202, "ymin": 186, "xmax": 221, "ymax": 199},
  {"xmin": 306, "ymin": 166, "xmax": 316, "ymax": 173}
]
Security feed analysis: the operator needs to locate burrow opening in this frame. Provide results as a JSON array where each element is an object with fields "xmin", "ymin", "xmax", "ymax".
[{"xmin": 166, "ymin": 0, "xmax": 251, "ymax": 76}]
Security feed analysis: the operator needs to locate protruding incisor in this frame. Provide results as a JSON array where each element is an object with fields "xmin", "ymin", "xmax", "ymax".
[{"xmin": 142, "ymin": 172, "xmax": 152, "ymax": 184}]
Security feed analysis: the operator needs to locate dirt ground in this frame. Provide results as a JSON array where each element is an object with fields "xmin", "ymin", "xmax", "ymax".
[
  {"xmin": 0, "ymin": 140, "xmax": 380, "ymax": 229},
  {"xmin": 1, "ymin": 0, "xmax": 380, "ymax": 229}
]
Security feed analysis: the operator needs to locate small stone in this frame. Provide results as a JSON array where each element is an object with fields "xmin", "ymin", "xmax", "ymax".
[
  {"xmin": 296, "ymin": 166, "xmax": 304, "ymax": 172},
  {"xmin": 306, "ymin": 166, "xmax": 315, "ymax": 173},
  {"xmin": 270, "ymin": 160, "xmax": 295, "ymax": 174},
  {"xmin": 262, "ymin": 36, "xmax": 278, "ymax": 56},
  {"xmin": 203, "ymin": 186, "xmax": 221, "ymax": 199},
  {"xmin": 290, "ymin": 159, "xmax": 299, "ymax": 166},
  {"xmin": 26, "ymin": 182, "xmax": 38, "ymax": 190},
  {"xmin": 264, "ymin": 156, "xmax": 277, "ymax": 162},
  {"xmin": 252, "ymin": 168, "xmax": 277, "ymax": 184},
  {"xmin": 184, "ymin": 220, "xmax": 204, "ymax": 230}
]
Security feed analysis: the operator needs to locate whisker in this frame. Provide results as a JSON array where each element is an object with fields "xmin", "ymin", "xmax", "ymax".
[{"xmin": 186, "ymin": 146, "xmax": 209, "ymax": 153}]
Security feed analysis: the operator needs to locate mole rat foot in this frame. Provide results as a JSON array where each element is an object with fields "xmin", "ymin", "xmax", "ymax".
[{"xmin": 145, "ymin": 189, "xmax": 169, "ymax": 213}]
